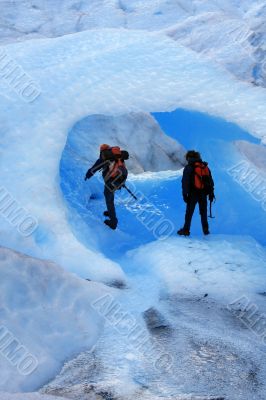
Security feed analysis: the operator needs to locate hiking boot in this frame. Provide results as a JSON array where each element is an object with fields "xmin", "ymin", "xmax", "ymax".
[
  {"xmin": 203, "ymin": 229, "xmax": 210, "ymax": 235},
  {"xmin": 104, "ymin": 219, "xmax": 117, "ymax": 230},
  {"xmin": 177, "ymin": 228, "xmax": 190, "ymax": 236},
  {"xmin": 103, "ymin": 211, "xmax": 109, "ymax": 217}
]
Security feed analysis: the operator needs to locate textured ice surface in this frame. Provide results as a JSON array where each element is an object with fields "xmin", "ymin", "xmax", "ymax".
[
  {"xmin": 0, "ymin": 246, "xmax": 118, "ymax": 392},
  {"xmin": 65, "ymin": 113, "xmax": 185, "ymax": 174},
  {"xmin": 42, "ymin": 236, "xmax": 266, "ymax": 400},
  {"xmin": 235, "ymin": 140, "xmax": 266, "ymax": 175},
  {"xmin": 129, "ymin": 235, "xmax": 266, "ymax": 305},
  {"xmin": 0, "ymin": 394, "xmax": 69, "ymax": 400},
  {"xmin": 0, "ymin": 0, "xmax": 265, "ymax": 86}
]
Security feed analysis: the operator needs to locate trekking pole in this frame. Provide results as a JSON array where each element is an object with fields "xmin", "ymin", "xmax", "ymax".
[{"xmin": 122, "ymin": 185, "xmax": 138, "ymax": 200}]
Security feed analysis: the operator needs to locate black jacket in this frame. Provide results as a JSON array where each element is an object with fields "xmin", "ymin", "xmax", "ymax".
[
  {"xmin": 182, "ymin": 158, "xmax": 214, "ymax": 196},
  {"xmin": 86, "ymin": 154, "xmax": 110, "ymax": 180}
]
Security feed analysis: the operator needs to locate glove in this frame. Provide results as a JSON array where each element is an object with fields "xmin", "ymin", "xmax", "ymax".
[
  {"xmin": 209, "ymin": 192, "xmax": 215, "ymax": 202},
  {"xmin": 84, "ymin": 171, "xmax": 93, "ymax": 181},
  {"xmin": 183, "ymin": 194, "xmax": 189, "ymax": 203}
]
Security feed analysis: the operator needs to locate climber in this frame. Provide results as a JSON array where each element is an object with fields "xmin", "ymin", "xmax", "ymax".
[
  {"xmin": 177, "ymin": 150, "xmax": 215, "ymax": 236},
  {"xmin": 84, "ymin": 144, "xmax": 128, "ymax": 230}
]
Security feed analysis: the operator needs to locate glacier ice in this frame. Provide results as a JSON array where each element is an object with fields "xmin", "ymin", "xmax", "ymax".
[
  {"xmin": 41, "ymin": 235, "xmax": 266, "ymax": 400},
  {"xmin": 0, "ymin": 394, "xmax": 69, "ymax": 400},
  {"xmin": 235, "ymin": 140, "xmax": 266, "ymax": 175},
  {"xmin": 0, "ymin": 245, "xmax": 121, "ymax": 392},
  {"xmin": 0, "ymin": 29, "xmax": 266, "ymax": 279},
  {"xmin": 0, "ymin": 19, "xmax": 266, "ymax": 400},
  {"xmin": 0, "ymin": 0, "xmax": 265, "ymax": 87},
  {"xmin": 64, "ymin": 112, "xmax": 185, "ymax": 174}
]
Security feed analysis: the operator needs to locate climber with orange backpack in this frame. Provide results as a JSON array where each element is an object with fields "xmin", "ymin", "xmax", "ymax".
[
  {"xmin": 85, "ymin": 144, "xmax": 129, "ymax": 230},
  {"xmin": 177, "ymin": 150, "xmax": 215, "ymax": 236}
]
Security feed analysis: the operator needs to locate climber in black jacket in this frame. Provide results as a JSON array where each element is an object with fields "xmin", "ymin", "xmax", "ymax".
[
  {"xmin": 178, "ymin": 150, "xmax": 215, "ymax": 236},
  {"xmin": 85, "ymin": 144, "xmax": 118, "ymax": 230}
]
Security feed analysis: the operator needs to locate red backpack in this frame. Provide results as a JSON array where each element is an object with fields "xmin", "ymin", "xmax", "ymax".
[{"xmin": 194, "ymin": 162, "xmax": 213, "ymax": 194}]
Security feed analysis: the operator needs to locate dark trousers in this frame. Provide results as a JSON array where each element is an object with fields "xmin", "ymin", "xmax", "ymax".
[
  {"xmin": 104, "ymin": 184, "xmax": 117, "ymax": 224},
  {"xmin": 184, "ymin": 191, "xmax": 209, "ymax": 232}
]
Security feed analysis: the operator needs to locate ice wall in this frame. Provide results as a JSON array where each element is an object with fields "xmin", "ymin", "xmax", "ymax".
[{"xmin": 65, "ymin": 112, "xmax": 185, "ymax": 174}]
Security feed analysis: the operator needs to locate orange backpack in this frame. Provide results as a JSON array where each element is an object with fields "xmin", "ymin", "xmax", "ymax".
[
  {"xmin": 194, "ymin": 162, "xmax": 212, "ymax": 193},
  {"xmin": 105, "ymin": 147, "xmax": 128, "ymax": 188}
]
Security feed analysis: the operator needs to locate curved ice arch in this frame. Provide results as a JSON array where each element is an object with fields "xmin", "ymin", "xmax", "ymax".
[{"xmin": 0, "ymin": 29, "xmax": 265, "ymax": 279}]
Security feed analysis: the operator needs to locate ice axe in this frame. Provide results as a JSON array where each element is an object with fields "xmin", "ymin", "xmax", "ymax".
[
  {"xmin": 209, "ymin": 197, "xmax": 216, "ymax": 219},
  {"xmin": 122, "ymin": 185, "xmax": 138, "ymax": 200}
]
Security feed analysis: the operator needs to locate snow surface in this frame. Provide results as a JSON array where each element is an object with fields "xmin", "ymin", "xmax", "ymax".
[
  {"xmin": 0, "ymin": 0, "xmax": 265, "ymax": 87},
  {"xmin": 0, "ymin": 246, "xmax": 118, "ymax": 392},
  {"xmin": 0, "ymin": 394, "xmax": 68, "ymax": 400},
  {"xmin": 129, "ymin": 235, "xmax": 266, "ymax": 306},
  {"xmin": 42, "ymin": 235, "xmax": 266, "ymax": 400}
]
